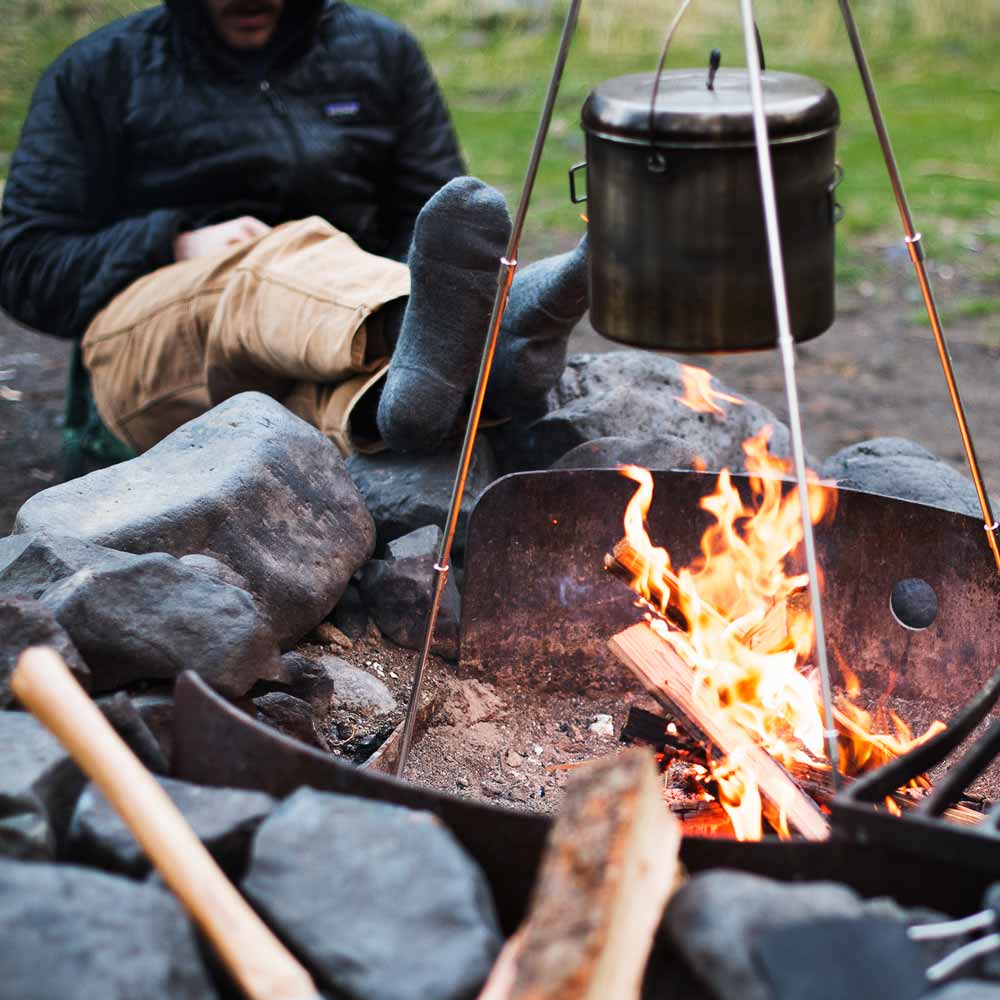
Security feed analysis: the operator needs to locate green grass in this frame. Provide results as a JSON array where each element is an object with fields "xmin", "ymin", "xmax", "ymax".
[{"xmin": 2, "ymin": 0, "xmax": 998, "ymax": 272}]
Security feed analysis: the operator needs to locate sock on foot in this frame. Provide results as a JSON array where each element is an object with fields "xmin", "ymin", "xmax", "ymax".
[
  {"xmin": 487, "ymin": 234, "xmax": 588, "ymax": 414},
  {"xmin": 376, "ymin": 177, "xmax": 512, "ymax": 452}
]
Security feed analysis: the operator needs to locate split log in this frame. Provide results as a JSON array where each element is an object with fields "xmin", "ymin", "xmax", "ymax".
[
  {"xmin": 608, "ymin": 622, "xmax": 830, "ymax": 841},
  {"xmin": 608, "ymin": 538, "xmax": 799, "ymax": 652},
  {"xmin": 479, "ymin": 748, "xmax": 682, "ymax": 1000}
]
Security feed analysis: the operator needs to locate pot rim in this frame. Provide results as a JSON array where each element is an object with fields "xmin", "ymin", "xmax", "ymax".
[{"xmin": 583, "ymin": 124, "xmax": 839, "ymax": 151}]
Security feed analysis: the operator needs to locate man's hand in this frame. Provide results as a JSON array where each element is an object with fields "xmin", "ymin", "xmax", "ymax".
[{"xmin": 173, "ymin": 216, "xmax": 271, "ymax": 261}]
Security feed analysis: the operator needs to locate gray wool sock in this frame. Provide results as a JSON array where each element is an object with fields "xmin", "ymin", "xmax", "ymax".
[
  {"xmin": 486, "ymin": 234, "xmax": 588, "ymax": 414},
  {"xmin": 377, "ymin": 177, "xmax": 512, "ymax": 453}
]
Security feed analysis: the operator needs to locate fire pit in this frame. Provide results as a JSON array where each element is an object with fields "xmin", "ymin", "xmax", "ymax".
[{"xmin": 171, "ymin": 442, "xmax": 1000, "ymax": 922}]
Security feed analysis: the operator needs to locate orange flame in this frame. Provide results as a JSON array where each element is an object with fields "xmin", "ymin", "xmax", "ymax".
[
  {"xmin": 676, "ymin": 364, "xmax": 746, "ymax": 417},
  {"xmin": 618, "ymin": 429, "xmax": 941, "ymax": 839}
]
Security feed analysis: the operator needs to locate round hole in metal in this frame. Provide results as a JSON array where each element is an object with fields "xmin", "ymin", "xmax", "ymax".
[{"xmin": 889, "ymin": 578, "xmax": 939, "ymax": 631}]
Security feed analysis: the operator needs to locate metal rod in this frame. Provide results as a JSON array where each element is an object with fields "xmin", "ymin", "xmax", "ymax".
[
  {"xmin": 395, "ymin": 0, "xmax": 584, "ymax": 777},
  {"xmin": 738, "ymin": 0, "xmax": 841, "ymax": 788},
  {"xmin": 836, "ymin": 0, "xmax": 1000, "ymax": 576}
]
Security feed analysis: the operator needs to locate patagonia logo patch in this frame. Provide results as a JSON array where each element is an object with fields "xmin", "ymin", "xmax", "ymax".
[{"xmin": 324, "ymin": 100, "xmax": 360, "ymax": 118}]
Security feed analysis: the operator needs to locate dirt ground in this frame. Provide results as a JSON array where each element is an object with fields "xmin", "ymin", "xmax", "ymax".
[{"xmin": 1, "ymin": 243, "xmax": 997, "ymax": 534}]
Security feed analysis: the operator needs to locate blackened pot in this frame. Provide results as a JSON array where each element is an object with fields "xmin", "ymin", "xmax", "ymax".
[{"xmin": 575, "ymin": 68, "xmax": 841, "ymax": 352}]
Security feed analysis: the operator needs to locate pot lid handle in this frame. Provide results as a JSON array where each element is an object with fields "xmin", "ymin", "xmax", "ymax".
[
  {"xmin": 646, "ymin": 11, "xmax": 768, "ymax": 152},
  {"xmin": 706, "ymin": 48, "xmax": 722, "ymax": 91}
]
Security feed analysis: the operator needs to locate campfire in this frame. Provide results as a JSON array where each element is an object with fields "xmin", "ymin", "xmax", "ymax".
[{"xmin": 606, "ymin": 369, "xmax": 950, "ymax": 841}]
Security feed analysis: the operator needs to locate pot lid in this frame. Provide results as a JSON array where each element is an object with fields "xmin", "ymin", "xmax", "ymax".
[{"xmin": 582, "ymin": 68, "xmax": 839, "ymax": 146}]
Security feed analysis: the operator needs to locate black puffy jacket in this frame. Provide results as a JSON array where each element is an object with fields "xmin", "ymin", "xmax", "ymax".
[{"xmin": 0, "ymin": 0, "xmax": 465, "ymax": 339}]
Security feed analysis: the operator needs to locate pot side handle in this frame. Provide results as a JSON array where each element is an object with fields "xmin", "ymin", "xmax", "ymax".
[
  {"xmin": 568, "ymin": 161, "xmax": 587, "ymax": 204},
  {"xmin": 829, "ymin": 160, "xmax": 846, "ymax": 224}
]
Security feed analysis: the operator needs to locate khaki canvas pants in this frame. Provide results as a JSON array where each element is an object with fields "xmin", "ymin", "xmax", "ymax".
[{"xmin": 82, "ymin": 217, "xmax": 410, "ymax": 455}]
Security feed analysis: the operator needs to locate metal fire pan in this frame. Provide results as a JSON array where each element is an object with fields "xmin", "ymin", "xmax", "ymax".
[
  {"xmin": 460, "ymin": 469, "xmax": 1000, "ymax": 709},
  {"xmin": 169, "ymin": 469, "xmax": 1000, "ymax": 928},
  {"xmin": 172, "ymin": 671, "xmax": 999, "ymax": 923}
]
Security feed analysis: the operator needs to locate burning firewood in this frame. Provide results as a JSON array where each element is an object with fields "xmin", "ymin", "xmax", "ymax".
[
  {"xmin": 609, "ymin": 622, "xmax": 830, "ymax": 841},
  {"xmin": 479, "ymin": 748, "xmax": 682, "ymax": 1000}
]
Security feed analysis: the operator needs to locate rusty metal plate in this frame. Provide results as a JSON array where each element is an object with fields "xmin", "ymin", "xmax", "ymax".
[{"xmin": 460, "ymin": 470, "xmax": 1000, "ymax": 707}]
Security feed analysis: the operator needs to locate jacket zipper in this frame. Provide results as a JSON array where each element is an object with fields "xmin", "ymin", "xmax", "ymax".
[
  {"xmin": 259, "ymin": 79, "xmax": 304, "ymax": 212},
  {"xmin": 259, "ymin": 79, "xmax": 289, "ymax": 116}
]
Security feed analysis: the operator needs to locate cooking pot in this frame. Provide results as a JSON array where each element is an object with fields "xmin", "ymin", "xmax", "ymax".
[{"xmin": 571, "ymin": 67, "xmax": 842, "ymax": 352}]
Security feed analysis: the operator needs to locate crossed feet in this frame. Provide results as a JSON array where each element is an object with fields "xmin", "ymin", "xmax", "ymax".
[{"xmin": 376, "ymin": 176, "xmax": 589, "ymax": 453}]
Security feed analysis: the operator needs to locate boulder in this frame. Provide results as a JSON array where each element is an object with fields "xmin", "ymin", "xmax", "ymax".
[
  {"xmin": 13, "ymin": 392, "xmax": 375, "ymax": 647},
  {"xmin": 253, "ymin": 691, "xmax": 328, "ymax": 750},
  {"xmin": 34, "ymin": 544, "xmax": 281, "ymax": 696},
  {"xmin": 97, "ymin": 692, "xmax": 169, "ymax": 774},
  {"xmin": 280, "ymin": 653, "xmax": 396, "ymax": 716},
  {"xmin": 0, "ymin": 531, "xmax": 119, "ymax": 600},
  {"xmin": 275, "ymin": 654, "xmax": 398, "ymax": 759},
  {"xmin": 329, "ymin": 581, "xmax": 369, "ymax": 639},
  {"xmin": 347, "ymin": 437, "xmax": 497, "ymax": 558},
  {"xmin": 243, "ymin": 788, "xmax": 502, "ymax": 1000},
  {"xmin": 492, "ymin": 352, "xmax": 793, "ymax": 473},
  {"xmin": 664, "ymin": 870, "xmax": 864, "ymax": 1000},
  {"xmin": 69, "ymin": 776, "xmax": 276, "ymax": 880},
  {"xmin": 178, "ymin": 552, "xmax": 250, "ymax": 591},
  {"xmin": 128, "ymin": 689, "xmax": 175, "ymax": 766},
  {"xmin": 821, "ymin": 437, "xmax": 987, "ymax": 517},
  {"xmin": 550, "ymin": 435, "xmax": 704, "ymax": 471},
  {"xmin": 0, "ymin": 859, "xmax": 216, "ymax": 999},
  {"xmin": 358, "ymin": 525, "xmax": 461, "ymax": 660},
  {"xmin": 0, "ymin": 711, "xmax": 85, "ymax": 859},
  {"xmin": 0, "ymin": 597, "xmax": 89, "ymax": 707}
]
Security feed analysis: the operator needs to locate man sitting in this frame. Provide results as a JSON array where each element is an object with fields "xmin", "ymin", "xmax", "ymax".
[{"xmin": 0, "ymin": 0, "xmax": 588, "ymax": 456}]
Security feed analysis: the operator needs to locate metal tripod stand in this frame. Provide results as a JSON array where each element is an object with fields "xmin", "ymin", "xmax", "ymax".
[{"xmin": 394, "ymin": 0, "xmax": 998, "ymax": 780}]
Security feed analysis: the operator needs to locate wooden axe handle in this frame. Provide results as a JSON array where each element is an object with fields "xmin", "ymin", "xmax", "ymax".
[{"xmin": 12, "ymin": 646, "xmax": 321, "ymax": 1000}]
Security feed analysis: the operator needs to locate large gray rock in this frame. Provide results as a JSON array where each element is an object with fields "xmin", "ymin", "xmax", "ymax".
[
  {"xmin": 128, "ymin": 689, "xmax": 175, "ymax": 766},
  {"xmin": 551, "ymin": 435, "xmax": 704, "ymax": 471},
  {"xmin": 0, "ymin": 531, "xmax": 115, "ymax": 600},
  {"xmin": 281, "ymin": 653, "xmax": 396, "ymax": 716},
  {"xmin": 358, "ymin": 525, "xmax": 460, "ymax": 660},
  {"xmin": 0, "ymin": 597, "xmax": 90, "ymax": 707},
  {"xmin": 25, "ymin": 538, "xmax": 281, "ymax": 695},
  {"xmin": 13, "ymin": 392, "xmax": 375, "ymax": 647},
  {"xmin": 69, "ymin": 776, "xmax": 276, "ymax": 879},
  {"xmin": 329, "ymin": 581, "xmax": 369, "ymax": 639},
  {"xmin": 347, "ymin": 437, "xmax": 498, "ymax": 558},
  {"xmin": 97, "ymin": 692, "xmax": 169, "ymax": 774},
  {"xmin": 821, "ymin": 437, "xmax": 987, "ymax": 517},
  {"xmin": 178, "ymin": 552, "xmax": 250, "ymax": 591},
  {"xmin": 0, "ymin": 859, "xmax": 216, "ymax": 1000},
  {"xmin": 0, "ymin": 710, "xmax": 85, "ymax": 859},
  {"xmin": 243, "ymin": 788, "xmax": 502, "ymax": 1000},
  {"xmin": 664, "ymin": 870, "xmax": 864, "ymax": 1000},
  {"xmin": 253, "ymin": 691, "xmax": 329, "ymax": 750},
  {"xmin": 493, "ymin": 352, "xmax": 793, "ymax": 472}
]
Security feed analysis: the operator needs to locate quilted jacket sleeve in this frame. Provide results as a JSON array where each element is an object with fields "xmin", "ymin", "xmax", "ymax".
[
  {"xmin": 0, "ymin": 56, "xmax": 185, "ymax": 339},
  {"xmin": 380, "ymin": 30, "xmax": 466, "ymax": 260}
]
